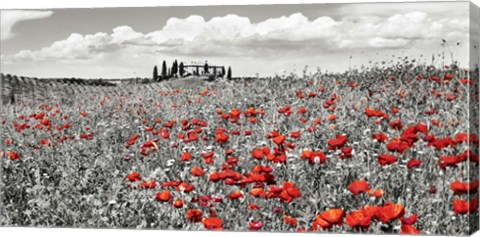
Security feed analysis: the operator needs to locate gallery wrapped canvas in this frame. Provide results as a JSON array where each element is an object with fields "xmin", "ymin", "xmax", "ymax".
[{"xmin": 0, "ymin": 1, "xmax": 479, "ymax": 236}]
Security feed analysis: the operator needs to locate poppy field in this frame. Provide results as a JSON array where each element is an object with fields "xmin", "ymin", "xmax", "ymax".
[{"xmin": 0, "ymin": 62, "xmax": 479, "ymax": 235}]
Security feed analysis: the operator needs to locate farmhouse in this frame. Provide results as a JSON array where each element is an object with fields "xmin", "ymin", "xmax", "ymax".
[{"xmin": 184, "ymin": 61, "xmax": 225, "ymax": 77}]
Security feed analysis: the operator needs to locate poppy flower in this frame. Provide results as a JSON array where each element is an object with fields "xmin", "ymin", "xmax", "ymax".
[
  {"xmin": 400, "ymin": 225, "xmax": 421, "ymax": 234},
  {"xmin": 273, "ymin": 135, "xmax": 286, "ymax": 145},
  {"xmin": 377, "ymin": 202, "xmax": 405, "ymax": 223},
  {"xmin": 386, "ymin": 138, "xmax": 411, "ymax": 154},
  {"xmin": 139, "ymin": 180, "xmax": 157, "ymax": 189},
  {"xmin": 248, "ymin": 203, "xmax": 260, "ymax": 210},
  {"xmin": 453, "ymin": 198, "xmax": 479, "ymax": 214},
  {"xmin": 186, "ymin": 209, "xmax": 203, "ymax": 222},
  {"xmin": 181, "ymin": 152, "xmax": 192, "ymax": 161},
  {"xmin": 365, "ymin": 107, "xmax": 386, "ymax": 118},
  {"xmin": 297, "ymin": 107, "xmax": 307, "ymax": 114},
  {"xmin": 300, "ymin": 150, "xmax": 326, "ymax": 165},
  {"xmin": 280, "ymin": 181, "xmax": 302, "ymax": 202},
  {"xmin": 367, "ymin": 189, "xmax": 384, "ymax": 198},
  {"xmin": 450, "ymin": 180, "xmax": 479, "ymax": 195},
  {"xmin": 177, "ymin": 182, "xmax": 195, "ymax": 193},
  {"xmin": 252, "ymin": 148, "xmax": 265, "ymax": 160},
  {"xmin": 372, "ymin": 133, "xmax": 388, "ymax": 143},
  {"xmin": 173, "ymin": 199, "xmax": 184, "ymax": 208},
  {"xmin": 400, "ymin": 214, "xmax": 417, "ymax": 225},
  {"xmin": 203, "ymin": 217, "xmax": 223, "ymax": 230},
  {"xmin": 191, "ymin": 167, "xmax": 205, "ymax": 177},
  {"xmin": 389, "ymin": 119, "xmax": 403, "ymax": 130},
  {"xmin": 127, "ymin": 172, "xmax": 141, "ymax": 182},
  {"xmin": 248, "ymin": 220, "xmax": 263, "ymax": 230},
  {"xmin": 228, "ymin": 191, "xmax": 243, "ymax": 200},
  {"xmin": 378, "ymin": 154, "xmax": 398, "ymax": 166},
  {"xmin": 201, "ymin": 151, "xmax": 215, "ymax": 164},
  {"xmin": 407, "ymin": 159, "xmax": 422, "ymax": 169},
  {"xmin": 313, "ymin": 208, "xmax": 344, "ymax": 230},
  {"xmin": 250, "ymin": 188, "xmax": 267, "ymax": 198},
  {"xmin": 327, "ymin": 134, "xmax": 348, "ymax": 150},
  {"xmin": 340, "ymin": 146, "xmax": 353, "ymax": 159},
  {"xmin": 156, "ymin": 191, "xmax": 172, "ymax": 202},
  {"xmin": 346, "ymin": 210, "xmax": 372, "ymax": 230},
  {"xmin": 283, "ymin": 215, "xmax": 297, "ymax": 227},
  {"xmin": 6, "ymin": 151, "xmax": 21, "ymax": 161},
  {"xmin": 348, "ymin": 180, "xmax": 370, "ymax": 196},
  {"xmin": 438, "ymin": 155, "xmax": 464, "ymax": 169},
  {"xmin": 291, "ymin": 131, "xmax": 301, "ymax": 139}
]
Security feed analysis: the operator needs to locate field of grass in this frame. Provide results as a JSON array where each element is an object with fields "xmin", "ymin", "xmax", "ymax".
[{"xmin": 0, "ymin": 62, "xmax": 478, "ymax": 235}]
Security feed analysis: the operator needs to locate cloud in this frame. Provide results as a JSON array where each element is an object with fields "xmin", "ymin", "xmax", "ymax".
[
  {"xmin": 1, "ymin": 10, "xmax": 53, "ymax": 40},
  {"xmin": 1, "ymin": 10, "xmax": 470, "ymax": 77}
]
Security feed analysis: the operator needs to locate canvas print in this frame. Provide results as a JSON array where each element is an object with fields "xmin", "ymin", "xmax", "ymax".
[{"xmin": 0, "ymin": 1, "xmax": 479, "ymax": 236}]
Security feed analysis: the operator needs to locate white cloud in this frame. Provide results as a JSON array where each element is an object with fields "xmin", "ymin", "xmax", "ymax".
[
  {"xmin": 1, "ymin": 10, "xmax": 53, "ymax": 40},
  {"xmin": 1, "ymin": 11, "xmax": 470, "ymax": 77}
]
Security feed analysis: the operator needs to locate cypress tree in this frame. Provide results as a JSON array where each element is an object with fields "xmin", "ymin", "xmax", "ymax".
[
  {"xmin": 179, "ymin": 62, "xmax": 185, "ymax": 77},
  {"xmin": 172, "ymin": 60, "xmax": 178, "ymax": 78},
  {"xmin": 153, "ymin": 65, "xmax": 158, "ymax": 81},
  {"xmin": 161, "ymin": 60, "xmax": 167, "ymax": 79},
  {"xmin": 221, "ymin": 66, "xmax": 226, "ymax": 77},
  {"xmin": 227, "ymin": 66, "xmax": 232, "ymax": 79}
]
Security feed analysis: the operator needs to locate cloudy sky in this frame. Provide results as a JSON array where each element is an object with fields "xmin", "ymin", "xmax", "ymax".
[{"xmin": 0, "ymin": 2, "xmax": 472, "ymax": 78}]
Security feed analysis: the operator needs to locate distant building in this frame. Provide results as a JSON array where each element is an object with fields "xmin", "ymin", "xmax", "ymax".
[{"xmin": 184, "ymin": 61, "xmax": 225, "ymax": 77}]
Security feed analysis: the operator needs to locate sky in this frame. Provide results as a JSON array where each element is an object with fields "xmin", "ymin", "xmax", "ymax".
[{"xmin": 0, "ymin": 2, "xmax": 472, "ymax": 78}]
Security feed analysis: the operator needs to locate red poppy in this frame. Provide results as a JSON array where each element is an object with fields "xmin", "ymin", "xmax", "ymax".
[
  {"xmin": 186, "ymin": 209, "xmax": 202, "ymax": 222},
  {"xmin": 139, "ymin": 180, "xmax": 157, "ymax": 189},
  {"xmin": 407, "ymin": 159, "xmax": 422, "ymax": 169},
  {"xmin": 228, "ymin": 191, "xmax": 243, "ymax": 200},
  {"xmin": 177, "ymin": 182, "xmax": 195, "ymax": 193},
  {"xmin": 377, "ymin": 154, "xmax": 398, "ymax": 166},
  {"xmin": 291, "ymin": 131, "xmax": 301, "ymax": 139},
  {"xmin": 173, "ymin": 199, "xmax": 184, "ymax": 208},
  {"xmin": 365, "ymin": 107, "xmax": 386, "ymax": 118},
  {"xmin": 283, "ymin": 215, "xmax": 297, "ymax": 227},
  {"xmin": 450, "ymin": 180, "xmax": 479, "ymax": 195},
  {"xmin": 340, "ymin": 146, "xmax": 353, "ymax": 159},
  {"xmin": 250, "ymin": 188, "xmax": 267, "ymax": 198},
  {"xmin": 273, "ymin": 135, "xmax": 286, "ymax": 145},
  {"xmin": 297, "ymin": 107, "xmax": 307, "ymax": 114},
  {"xmin": 372, "ymin": 133, "xmax": 388, "ymax": 143},
  {"xmin": 400, "ymin": 224, "xmax": 421, "ymax": 234},
  {"xmin": 191, "ymin": 167, "xmax": 205, "ymax": 177},
  {"xmin": 248, "ymin": 220, "xmax": 263, "ymax": 230},
  {"xmin": 248, "ymin": 203, "xmax": 260, "ymax": 210},
  {"xmin": 386, "ymin": 138, "xmax": 411, "ymax": 154},
  {"xmin": 348, "ymin": 180, "xmax": 370, "ymax": 196},
  {"xmin": 453, "ymin": 198, "xmax": 479, "ymax": 214},
  {"xmin": 377, "ymin": 202, "xmax": 405, "ymax": 223},
  {"xmin": 400, "ymin": 214, "xmax": 417, "ymax": 225},
  {"xmin": 252, "ymin": 148, "xmax": 264, "ymax": 160},
  {"xmin": 327, "ymin": 134, "xmax": 348, "ymax": 150},
  {"xmin": 300, "ymin": 150, "xmax": 326, "ymax": 165},
  {"xmin": 156, "ymin": 191, "xmax": 172, "ymax": 202},
  {"xmin": 127, "ymin": 172, "xmax": 141, "ymax": 182},
  {"xmin": 367, "ymin": 189, "xmax": 384, "ymax": 198},
  {"xmin": 203, "ymin": 217, "xmax": 223, "ymax": 230},
  {"xmin": 313, "ymin": 208, "xmax": 344, "ymax": 230},
  {"xmin": 438, "ymin": 155, "xmax": 464, "ymax": 169},
  {"xmin": 181, "ymin": 152, "xmax": 192, "ymax": 161},
  {"xmin": 346, "ymin": 210, "xmax": 372, "ymax": 230},
  {"xmin": 201, "ymin": 151, "xmax": 215, "ymax": 164},
  {"xmin": 6, "ymin": 151, "xmax": 21, "ymax": 161},
  {"xmin": 389, "ymin": 119, "xmax": 403, "ymax": 130}
]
